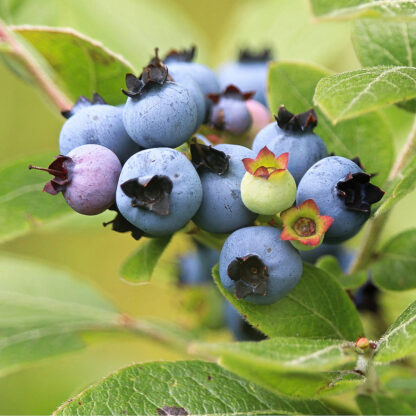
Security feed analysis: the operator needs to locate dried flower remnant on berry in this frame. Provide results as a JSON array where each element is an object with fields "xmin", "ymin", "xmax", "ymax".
[
  {"xmin": 121, "ymin": 175, "xmax": 173, "ymax": 216},
  {"xmin": 336, "ymin": 172, "xmax": 384, "ymax": 213},
  {"xmin": 190, "ymin": 141, "xmax": 230, "ymax": 175},
  {"xmin": 164, "ymin": 45, "xmax": 196, "ymax": 63},
  {"xmin": 275, "ymin": 105, "xmax": 317, "ymax": 133},
  {"xmin": 103, "ymin": 204, "xmax": 146, "ymax": 240},
  {"xmin": 238, "ymin": 48, "xmax": 273, "ymax": 62},
  {"xmin": 122, "ymin": 48, "xmax": 169, "ymax": 98},
  {"xmin": 61, "ymin": 92, "xmax": 106, "ymax": 119},
  {"xmin": 207, "ymin": 84, "xmax": 254, "ymax": 105},
  {"xmin": 28, "ymin": 155, "xmax": 72, "ymax": 195},
  {"xmin": 227, "ymin": 255, "xmax": 269, "ymax": 299}
]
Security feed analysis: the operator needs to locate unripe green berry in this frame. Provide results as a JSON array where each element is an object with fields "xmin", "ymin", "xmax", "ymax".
[
  {"xmin": 240, "ymin": 147, "xmax": 296, "ymax": 215},
  {"xmin": 241, "ymin": 169, "xmax": 296, "ymax": 215}
]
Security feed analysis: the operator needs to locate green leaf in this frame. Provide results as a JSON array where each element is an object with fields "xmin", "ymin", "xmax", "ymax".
[
  {"xmin": 375, "ymin": 300, "xmax": 416, "ymax": 362},
  {"xmin": 11, "ymin": 25, "xmax": 135, "ymax": 105},
  {"xmin": 191, "ymin": 338, "xmax": 362, "ymax": 398},
  {"xmin": 0, "ymin": 152, "xmax": 73, "ymax": 243},
  {"xmin": 316, "ymin": 255, "xmax": 367, "ymax": 289},
  {"xmin": 314, "ymin": 66, "xmax": 416, "ymax": 123},
  {"xmin": 309, "ymin": 0, "xmax": 416, "ymax": 21},
  {"xmin": 119, "ymin": 236, "xmax": 172, "ymax": 283},
  {"xmin": 372, "ymin": 229, "xmax": 416, "ymax": 290},
  {"xmin": 374, "ymin": 154, "xmax": 416, "ymax": 216},
  {"xmin": 352, "ymin": 19, "xmax": 416, "ymax": 112},
  {"xmin": 0, "ymin": 0, "xmax": 208, "ymax": 70},
  {"xmin": 222, "ymin": 354, "xmax": 364, "ymax": 399},
  {"xmin": 0, "ymin": 253, "xmax": 119, "ymax": 377},
  {"xmin": 356, "ymin": 393, "xmax": 415, "ymax": 415},
  {"xmin": 268, "ymin": 61, "xmax": 394, "ymax": 185},
  {"xmin": 353, "ymin": 19, "xmax": 416, "ymax": 68},
  {"xmin": 54, "ymin": 360, "xmax": 333, "ymax": 415},
  {"xmin": 193, "ymin": 338, "xmax": 356, "ymax": 372},
  {"xmin": 213, "ymin": 263, "xmax": 364, "ymax": 341}
]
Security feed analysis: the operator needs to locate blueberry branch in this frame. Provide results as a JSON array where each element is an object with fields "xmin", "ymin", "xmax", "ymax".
[
  {"xmin": 349, "ymin": 114, "xmax": 416, "ymax": 274},
  {"xmin": 0, "ymin": 19, "xmax": 72, "ymax": 112}
]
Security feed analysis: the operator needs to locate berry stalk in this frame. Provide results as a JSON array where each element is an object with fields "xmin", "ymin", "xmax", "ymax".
[
  {"xmin": 0, "ymin": 20, "xmax": 72, "ymax": 112},
  {"xmin": 349, "ymin": 114, "xmax": 416, "ymax": 274}
]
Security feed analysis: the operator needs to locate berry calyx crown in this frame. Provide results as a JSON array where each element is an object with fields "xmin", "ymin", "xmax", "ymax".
[
  {"xmin": 61, "ymin": 92, "xmax": 106, "ymax": 119},
  {"xmin": 280, "ymin": 199, "xmax": 333, "ymax": 247},
  {"xmin": 275, "ymin": 105, "xmax": 318, "ymax": 133},
  {"xmin": 207, "ymin": 85, "xmax": 255, "ymax": 105},
  {"xmin": 121, "ymin": 175, "xmax": 173, "ymax": 216},
  {"xmin": 238, "ymin": 48, "xmax": 273, "ymax": 63},
  {"xmin": 243, "ymin": 147, "xmax": 289, "ymax": 180},
  {"xmin": 28, "ymin": 155, "xmax": 72, "ymax": 195},
  {"xmin": 163, "ymin": 45, "xmax": 196, "ymax": 63},
  {"xmin": 103, "ymin": 204, "xmax": 146, "ymax": 240},
  {"xmin": 190, "ymin": 141, "xmax": 230, "ymax": 175},
  {"xmin": 336, "ymin": 172, "xmax": 384, "ymax": 213},
  {"xmin": 122, "ymin": 48, "xmax": 169, "ymax": 98},
  {"xmin": 227, "ymin": 255, "xmax": 269, "ymax": 299}
]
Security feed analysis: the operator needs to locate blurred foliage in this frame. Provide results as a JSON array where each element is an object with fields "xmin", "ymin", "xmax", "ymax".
[{"xmin": 1, "ymin": 0, "xmax": 416, "ymax": 413}]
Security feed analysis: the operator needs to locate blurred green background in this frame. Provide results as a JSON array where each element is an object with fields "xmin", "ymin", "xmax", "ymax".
[{"xmin": 1, "ymin": 0, "xmax": 416, "ymax": 413}]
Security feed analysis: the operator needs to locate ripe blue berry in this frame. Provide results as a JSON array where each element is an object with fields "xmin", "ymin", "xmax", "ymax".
[
  {"xmin": 299, "ymin": 243, "xmax": 355, "ymax": 272},
  {"xmin": 59, "ymin": 95, "xmax": 141, "ymax": 163},
  {"xmin": 116, "ymin": 148, "xmax": 202, "ymax": 236},
  {"xmin": 164, "ymin": 46, "xmax": 220, "ymax": 109},
  {"xmin": 252, "ymin": 106, "xmax": 328, "ymax": 183},
  {"xmin": 218, "ymin": 48, "xmax": 272, "ymax": 106},
  {"xmin": 208, "ymin": 85, "xmax": 253, "ymax": 135},
  {"xmin": 219, "ymin": 226, "xmax": 303, "ymax": 304},
  {"xmin": 191, "ymin": 143, "xmax": 257, "ymax": 234},
  {"xmin": 168, "ymin": 67, "xmax": 206, "ymax": 129},
  {"xmin": 122, "ymin": 50, "xmax": 197, "ymax": 149},
  {"xmin": 178, "ymin": 243, "xmax": 219, "ymax": 285},
  {"xmin": 29, "ymin": 144, "xmax": 121, "ymax": 215},
  {"xmin": 297, "ymin": 156, "xmax": 384, "ymax": 244}
]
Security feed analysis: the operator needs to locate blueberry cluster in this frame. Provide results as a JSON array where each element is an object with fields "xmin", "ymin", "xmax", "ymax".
[{"xmin": 30, "ymin": 46, "xmax": 385, "ymax": 310}]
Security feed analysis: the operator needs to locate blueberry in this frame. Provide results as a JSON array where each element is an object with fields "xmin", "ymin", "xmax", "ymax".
[
  {"xmin": 300, "ymin": 243, "xmax": 354, "ymax": 272},
  {"xmin": 123, "ymin": 82, "xmax": 197, "ymax": 149},
  {"xmin": 178, "ymin": 243, "xmax": 219, "ymax": 285},
  {"xmin": 167, "ymin": 61, "xmax": 220, "ymax": 108},
  {"xmin": 192, "ymin": 144, "xmax": 257, "ymax": 234},
  {"xmin": 217, "ymin": 48, "xmax": 272, "ymax": 106},
  {"xmin": 164, "ymin": 46, "xmax": 220, "ymax": 110},
  {"xmin": 245, "ymin": 99, "xmax": 271, "ymax": 138},
  {"xmin": 354, "ymin": 278, "xmax": 379, "ymax": 313},
  {"xmin": 59, "ymin": 101, "xmax": 141, "ymax": 163},
  {"xmin": 219, "ymin": 226, "xmax": 303, "ymax": 304},
  {"xmin": 168, "ymin": 67, "xmax": 206, "ymax": 129},
  {"xmin": 252, "ymin": 107, "xmax": 328, "ymax": 184},
  {"xmin": 225, "ymin": 302, "xmax": 267, "ymax": 341},
  {"xmin": 116, "ymin": 148, "xmax": 202, "ymax": 236},
  {"xmin": 208, "ymin": 85, "xmax": 253, "ymax": 135},
  {"xmin": 29, "ymin": 144, "xmax": 121, "ymax": 215},
  {"xmin": 297, "ymin": 156, "xmax": 384, "ymax": 244}
]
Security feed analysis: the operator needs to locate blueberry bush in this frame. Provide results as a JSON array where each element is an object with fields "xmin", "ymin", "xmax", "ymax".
[{"xmin": 1, "ymin": 0, "xmax": 416, "ymax": 415}]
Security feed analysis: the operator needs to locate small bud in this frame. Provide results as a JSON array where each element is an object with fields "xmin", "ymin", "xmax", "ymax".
[{"xmin": 355, "ymin": 337, "xmax": 370, "ymax": 351}]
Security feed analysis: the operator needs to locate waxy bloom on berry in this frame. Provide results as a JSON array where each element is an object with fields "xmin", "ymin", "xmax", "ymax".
[
  {"xmin": 280, "ymin": 199, "xmax": 333, "ymax": 251},
  {"xmin": 240, "ymin": 147, "xmax": 296, "ymax": 215}
]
